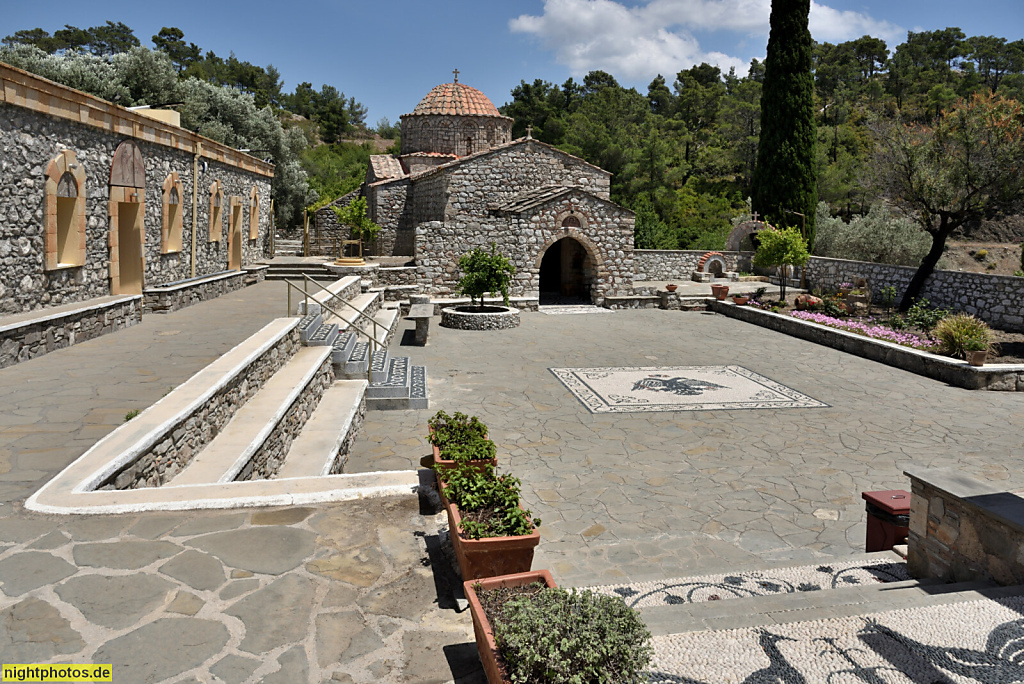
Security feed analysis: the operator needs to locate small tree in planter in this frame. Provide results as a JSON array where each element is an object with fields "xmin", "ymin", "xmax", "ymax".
[
  {"xmin": 331, "ymin": 197, "xmax": 381, "ymax": 257},
  {"xmin": 752, "ymin": 225, "xmax": 810, "ymax": 303},
  {"xmin": 458, "ymin": 243, "xmax": 515, "ymax": 309}
]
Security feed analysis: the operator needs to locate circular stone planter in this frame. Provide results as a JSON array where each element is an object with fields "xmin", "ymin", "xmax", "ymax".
[{"xmin": 440, "ymin": 306, "xmax": 520, "ymax": 330}]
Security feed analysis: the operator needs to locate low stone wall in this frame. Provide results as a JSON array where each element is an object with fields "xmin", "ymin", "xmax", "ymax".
[
  {"xmin": 376, "ymin": 266, "xmax": 422, "ymax": 287},
  {"xmin": 236, "ymin": 356, "xmax": 334, "ymax": 481},
  {"xmin": 603, "ymin": 295, "xmax": 662, "ymax": 310},
  {"xmin": 143, "ymin": 266, "xmax": 267, "ymax": 314},
  {"xmin": 710, "ymin": 300, "xmax": 1024, "ymax": 391},
  {"xmin": 104, "ymin": 328, "xmax": 301, "ymax": 489},
  {"xmin": 440, "ymin": 306, "xmax": 520, "ymax": 330},
  {"xmin": 805, "ymin": 257, "xmax": 1024, "ymax": 333},
  {"xmin": 0, "ymin": 295, "xmax": 142, "ymax": 369},
  {"xmin": 905, "ymin": 467, "xmax": 1024, "ymax": 586},
  {"xmin": 633, "ymin": 250, "xmax": 753, "ymax": 281},
  {"xmin": 328, "ymin": 394, "xmax": 367, "ymax": 475}
]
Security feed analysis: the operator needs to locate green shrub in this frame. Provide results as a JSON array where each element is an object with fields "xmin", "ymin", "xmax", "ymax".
[
  {"xmin": 488, "ymin": 586, "xmax": 653, "ymax": 683},
  {"xmin": 427, "ymin": 410, "xmax": 487, "ymax": 449},
  {"xmin": 880, "ymin": 285, "xmax": 898, "ymax": 311},
  {"xmin": 973, "ymin": 249, "xmax": 988, "ymax": 261},
  {"xmin": 457, "ymin": 243, "xmax": 515, "ymax": 307},
  {"xmin": 442, "ymin": 465, "xmax": 537, "ymax": 539},
  {"xmin": 905, "ymin": 299, "xmax": 949, "ymax": 331},
  {"xmin": 933, "ymin": 314, "xmax": 996, "ymax": 359},
  {"xmin": 440, "ymin": 437, "xmax": 496, "ymax": 464},
  {"xmin": 814, "ymin": 202, "xmax": 930, "ymax": 266}
]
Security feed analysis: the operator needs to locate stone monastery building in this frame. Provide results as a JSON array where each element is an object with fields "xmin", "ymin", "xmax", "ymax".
[{"xmin": 364, "ymin": 76, "xmax": 635, "ymax": 306}]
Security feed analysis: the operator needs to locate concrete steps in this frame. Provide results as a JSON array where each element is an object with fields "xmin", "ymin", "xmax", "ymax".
[
  {"xmin": 168, "ymin": 345, "xmax": 333, "ymax": 486},
  {"xmin": 276, "ymin": 380, "xmax": 367, "ymax": 478}
]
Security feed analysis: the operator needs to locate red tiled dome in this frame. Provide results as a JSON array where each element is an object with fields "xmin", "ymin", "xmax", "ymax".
[{"xmin": 409, "ymin": 82, "xmax": 502, "ymax": 117}]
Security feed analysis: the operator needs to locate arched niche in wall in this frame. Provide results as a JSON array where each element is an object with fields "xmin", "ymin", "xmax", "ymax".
[
  {"xmin": 249, "ymin": 186, "xmax": 260, "ymax": 241},
  {"xmin": 161, "ymin": 172, "xmax": 184, "ymax": 254},
  {"xmin": 44, "ymin": 150, "xmax": 87, "ymax": 270},
  {"xmin": 108, "ymin": 140, "xmax": 147, "ymax": 295},
  {"xmin": 209, "ymin": 180, "xmax": 224, "ymax": 242}
]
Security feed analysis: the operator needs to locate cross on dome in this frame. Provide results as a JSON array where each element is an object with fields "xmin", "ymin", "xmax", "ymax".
[{"xmin": 452, "ymin": 68, "xmax": 459, "ymax": 83}]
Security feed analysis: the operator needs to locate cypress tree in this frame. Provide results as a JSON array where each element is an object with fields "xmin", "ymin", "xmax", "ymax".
[{"xmin": 751, "ymin": 0, "xmax": 818, "ymax": 250}]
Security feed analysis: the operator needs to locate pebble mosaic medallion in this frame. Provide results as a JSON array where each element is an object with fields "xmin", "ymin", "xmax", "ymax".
[
  {"xmin": 648, "ymin": 595, "xmax": 1024, "ymax": 683},
  {"xmin": 588, "ymin": 559, "xmax": 911, "ymax": 608},
  {"xmin": 549, "ymin": 365, "xmax": 829, "ymax": 413}
]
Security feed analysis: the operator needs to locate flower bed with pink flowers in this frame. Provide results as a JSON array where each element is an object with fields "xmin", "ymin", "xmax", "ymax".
[{"xmin": 789, "ymin": 311, "xmax": 939, "ymax": 351}]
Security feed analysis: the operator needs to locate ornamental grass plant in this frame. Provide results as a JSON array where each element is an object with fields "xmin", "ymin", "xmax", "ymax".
[
  {"xmin": 933, "ymin": 313, "xmax": 997, "ymax": 359},
  {"xmin": 481, "ymin": 584, "xmax": 653, "ymax": 684}
]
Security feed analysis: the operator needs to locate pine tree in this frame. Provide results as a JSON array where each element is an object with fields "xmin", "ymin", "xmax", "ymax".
[{"xmin": 751, "ymin": 0, "xmax": 818, "ymax": 250}]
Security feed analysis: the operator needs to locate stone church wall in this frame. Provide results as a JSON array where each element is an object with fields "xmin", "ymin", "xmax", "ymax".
[
  {"xmin": 0, "ymin": 65, "xmax": 272, "ymax": 315},
  {"xmin": 411, "ymin": 141, "xmax": 611, "ymax": 221},
  {"xmin": 401, "ymin": 114, "xmax": 513, "ymax": 157},
  {"xmin": 415, "ymin": 193, "xmax": 634, "ymax": 305},
  {"xmin": 367, "ymin": 179, "xmax": 411, "ymax": 256}
]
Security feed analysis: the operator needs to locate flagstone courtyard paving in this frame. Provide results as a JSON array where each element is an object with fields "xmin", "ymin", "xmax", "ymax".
[{"xmin": 1, "ymin": 280, "xmax": 1023, "ymax": 682}]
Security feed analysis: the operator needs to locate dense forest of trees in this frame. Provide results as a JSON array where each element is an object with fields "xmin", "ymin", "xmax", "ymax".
[
  {"xmin": 2, "ymin": 20, "xmax": 1022, "ymax": 251},
  {"xmin": 499, "ymin": 30, "xmax": 1024, "ymax": 253}
]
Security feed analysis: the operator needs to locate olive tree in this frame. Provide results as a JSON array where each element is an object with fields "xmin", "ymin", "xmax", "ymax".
[{"xmin": 873, "ymin": 93, "xmax": 1024, "ymax": 309}]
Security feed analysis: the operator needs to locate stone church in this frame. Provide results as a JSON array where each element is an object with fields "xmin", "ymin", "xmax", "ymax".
[{"xmin": 363, "ymin": 76, "xmax": 635, "ymax": 306}]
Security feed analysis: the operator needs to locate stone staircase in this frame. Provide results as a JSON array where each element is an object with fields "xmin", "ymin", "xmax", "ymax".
[
  {"xmin": 579, "ymin": 552, "xmax": 1024, "ymax": 682},
  {"xmin": 296, "ymin": 278, "xmax": 428, "ymax": 411},
  {"xmin": 262, "ymin": 258, "xmax": 334, "ymax": 281}
]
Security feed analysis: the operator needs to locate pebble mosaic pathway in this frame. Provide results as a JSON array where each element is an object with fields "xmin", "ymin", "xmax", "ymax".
[
  {"xmin": 648, "ymin": 594, "xmax": 1024, "ymax": 683},
  {"xmin": 587, "ymin": 558, "xmax": 912, "ymax": 608}
]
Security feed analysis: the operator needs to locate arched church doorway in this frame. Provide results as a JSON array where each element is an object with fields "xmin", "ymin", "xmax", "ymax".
[{"xmin": 539, "ymin": 236, "xmax": 592, "ymax": 305}]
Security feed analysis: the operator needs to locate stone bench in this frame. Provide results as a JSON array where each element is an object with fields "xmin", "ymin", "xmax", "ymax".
[{"xmin": 407, "ymin": 300, "xmax": 434, "ymax": 345}]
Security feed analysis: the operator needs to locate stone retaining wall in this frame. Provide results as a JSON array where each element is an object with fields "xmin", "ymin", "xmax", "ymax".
[
  {"xmin": 103, "ymin": 328, "xmax": 301, "ymax": 489},
  {"xmin": 236, "ymin": 356, "xmax": 334, "ymax": 481},
  {"xmin": 710, "ymin": 300, "xmax": 1024, "ymax": 391},
  {"xmin": 633, "ymin": 250, "xmax": 752, "ymax": 281},
  {"xmin": 328, "ymin": 394, "xmax": 367, "ymax": 475},
  {"xmin": 376, "ymin": 266, "xmax": 422, "ymax": 287},
  {"xmin": 143, "ymin": 266, "xmax": 267, "ymax": 314},
  {"xmin": 0, "ymin": 296, "xmax": 142, "ymax": 368},
  {"xmin": 804, "ymin": 257, "xmax": 1024, "ymax": 333},
  {"xmin": 905, "ymin": 467, "xmax": 1024, "ymax": 586}
]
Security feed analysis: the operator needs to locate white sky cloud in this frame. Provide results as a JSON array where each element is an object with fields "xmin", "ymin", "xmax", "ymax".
[{"xmin": 510, "ymin": 0, "xmax": 904, "ymax": 82}]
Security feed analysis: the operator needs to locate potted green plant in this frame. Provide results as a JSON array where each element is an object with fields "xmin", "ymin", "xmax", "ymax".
[
  {"xmin": 441, "ymin": 464, "xmax": 540, "ymax": 581},
  {"xmin": 965, "ymin": 337, "xmax": 989, "ymax": 367},
  {"xmin": 465, "ymin": 570, "xmax": 652, "ymax": 684},
  {"xmin": 427, "ymin": 410, "xmax": 495, "ymax": 471}
]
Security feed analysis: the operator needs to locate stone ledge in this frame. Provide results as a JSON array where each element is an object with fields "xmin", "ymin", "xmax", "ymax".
[
  {"xmin": 710, "ymin": 300, "xmax": 1024, "ymax": 391},
  {"xmin": 904, "ymin": 467, "xmax": 1024, "ymax": 586},
  {"xmin": 143, "ymin": 268, "xmax": 268, "ymax": 315},
  {"xmin": 0, "ymin": 295, "xmax": 142, "ymax": 369}
]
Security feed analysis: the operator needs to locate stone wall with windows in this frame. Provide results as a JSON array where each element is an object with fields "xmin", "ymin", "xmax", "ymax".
[
  {"xmin": 0, "ymin": 63, "xmax": 273, "ymax": 316},
  {"xmin": 400, "ymin": 114, "xmax": 513, "ymax": 157}
]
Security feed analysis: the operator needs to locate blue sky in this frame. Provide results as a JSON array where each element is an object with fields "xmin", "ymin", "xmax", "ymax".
[{"xmin": 3, "ymin": 0, "xmax": 1022, "ymax": 125}]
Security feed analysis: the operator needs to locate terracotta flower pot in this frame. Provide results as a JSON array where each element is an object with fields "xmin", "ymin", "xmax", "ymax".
[
  {"xmin": 446, "ymin": 502, "xmax": 540, "ymax": 581},
  {"xmin": 665, "ymin": 284, "xmax": 678, "ymax": 292},
  {"xmin": 464, "ymin": 570, "xmax": 558, "ymax": 684},
  {"xmin": 732, "ymin": 295, "xmax": 749, "ymax": 305},
  {"xmin": 711, "ymin": 284, "xmax": 729, "ymax": 300},
  {"xmin": 967, "ymin": 350, "xmax": 988, "ymax": 367}
]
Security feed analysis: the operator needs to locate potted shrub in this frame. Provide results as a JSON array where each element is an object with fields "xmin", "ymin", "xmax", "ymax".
[
  {"xmin": 465, "ymin": 570, "xmax": 653, "ymax": 684},
  {"xmin": 933, "ymin": 313, "xmax": 996, "ymax": 366},
  {"xmin": 441, "ymin": 465, "xmax": 540, "ymax": 581},
  {"xmin": 428, "ymin": 410, "xmax": 495, "ymax": 470}
]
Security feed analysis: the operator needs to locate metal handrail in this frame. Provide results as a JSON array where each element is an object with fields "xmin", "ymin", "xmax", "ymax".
[
  {"xmin": 300, "ymin": 275, "xmax": 383, "ymax": 344},
  {"xmin": 284, "ymin": 279, "xmax": 381, "ymax": 384}
]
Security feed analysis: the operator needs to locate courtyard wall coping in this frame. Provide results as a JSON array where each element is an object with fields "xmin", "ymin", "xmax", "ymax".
[
  {"xmin": 904, "ymin": 467, "xmax": 1024, "ymax": 532},
  {"xmin": 709, "ymin": 299, "xmax": 1024, "ymax": 391},
  {"xmin": 0, "ymin": 294, "xmax": 141, "ymax": 333}
]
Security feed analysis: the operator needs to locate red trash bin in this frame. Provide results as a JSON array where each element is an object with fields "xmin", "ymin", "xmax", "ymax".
[{"xmin": 861, "ymin": 490, "xmax": 911, "ymax": 552}]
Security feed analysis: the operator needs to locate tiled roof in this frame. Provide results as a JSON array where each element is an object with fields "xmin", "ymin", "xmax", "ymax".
[
  {"xmin": 402, "ymin": 151, "xmax": 459, "ymax": 158},
  {"xmin": 408, "ymin": 82, "xmax": 504, "ymax": 117},
  {"xmin": 368, "ymin": 155, "xmax": 406, "ymax": 181}
]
